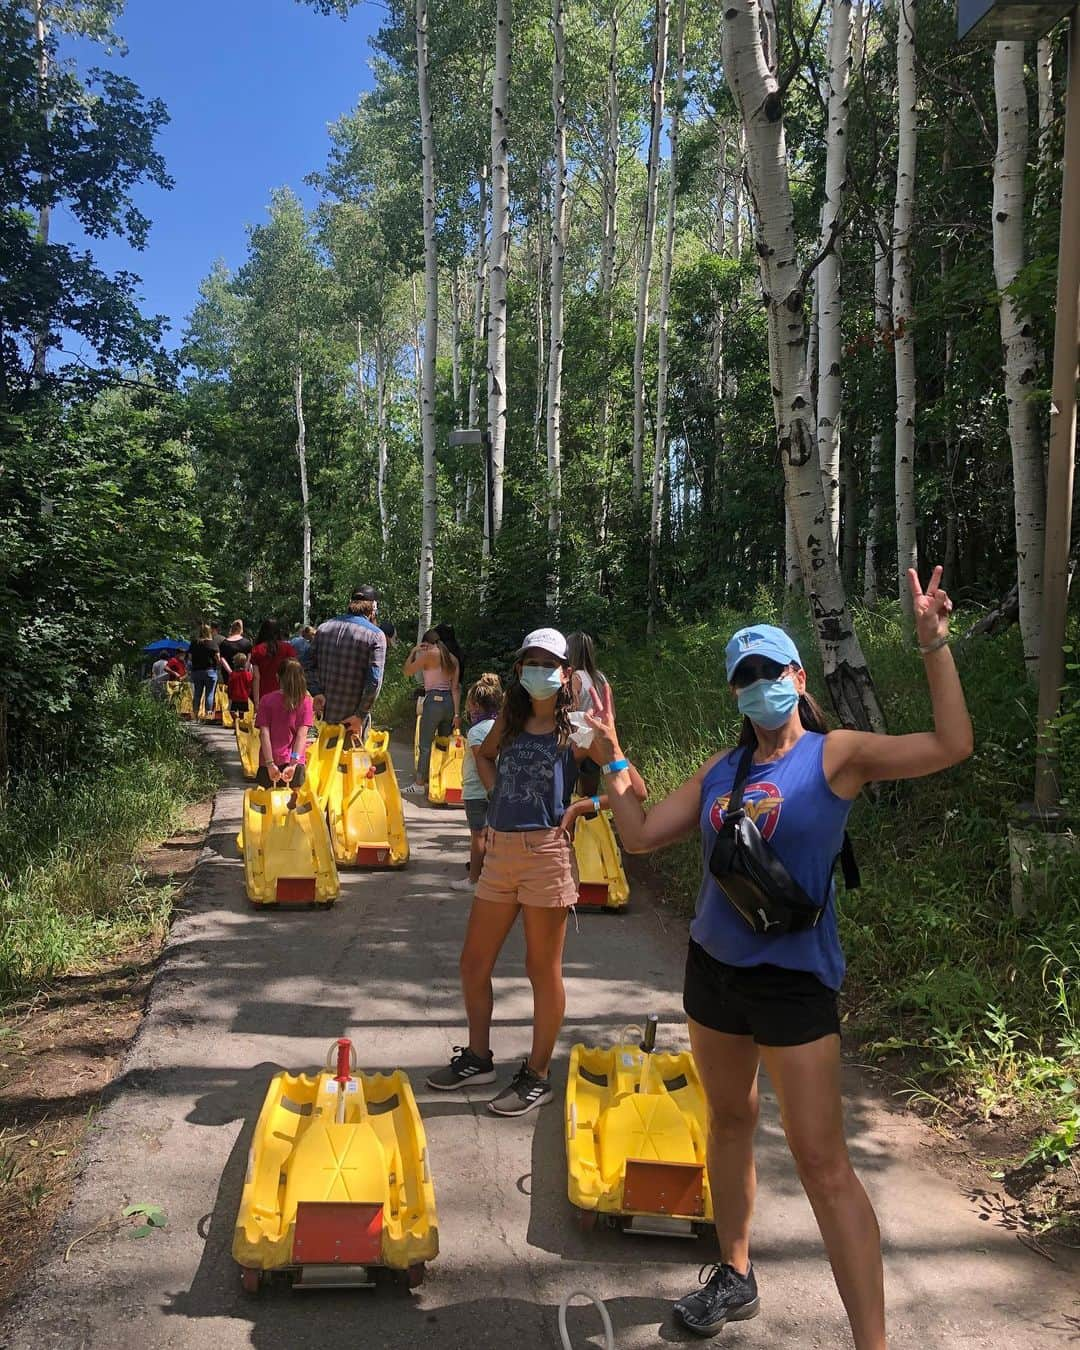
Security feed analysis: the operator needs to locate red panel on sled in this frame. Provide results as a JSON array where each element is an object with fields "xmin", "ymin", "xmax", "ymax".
[
  {"xmin": 577, "ymin": 883, "xmax": 610, "ymax": 907},
  {"xmin": 293, "ymin": 1202, "xmax": 384, "ymax": 1264},
  {"xmin": 355, "ymin": 847, "xmax": 390, "ymax": 866},
  {"xmin": 445, "ymin": 788, "xmax": 463, "ymax": 805},
  {"xmin": 276, "ymin": 877, "xmax": 317, "ymax": 902}
]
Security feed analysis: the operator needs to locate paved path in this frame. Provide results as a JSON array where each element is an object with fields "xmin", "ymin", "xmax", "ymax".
[{"xmin": 5, "ymin": 728, "xmax": 1079, "ymax": 1349}]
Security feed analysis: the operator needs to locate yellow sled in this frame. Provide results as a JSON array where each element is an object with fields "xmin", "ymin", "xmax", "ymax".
[
  {"xmin": 167, "ymin": 679, "xmax": 193, "ymax": 719},
  {"xmin": 427, "ymin": 733, "xmax": 465, "ymax": 806},
  {"xmin": 235, "ymin": 712, "xmax": 261, "ymax": 780},
  {"xmin": 241, "ymin": 783, "xmax": 340, "ymax": 906},
  {"xmin": 212, "ymin": 679, "xmax": 230, "ymax": 725},
  {"xmin": 327, "ymin": 730, "xmax": 409, "ymax": 868},
  {"xmin": 233, "ymin": 1037, "xmax": 438, "ymax": 1292},
  {"xmin": 566, "ymin": 1015, "xmax": 712, "ymax": 1236},
  {"xmin": 306, "ymin": 722, "xmax": 346, "ymax": 813},
  {"xmin": 572, "ymin": 800, "xmax": 630, "ymax": 911}
]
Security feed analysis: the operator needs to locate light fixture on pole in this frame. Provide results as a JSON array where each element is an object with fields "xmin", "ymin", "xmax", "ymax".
[{"xmin": 449, "ymin": 428, "xmax": 495, "ymax": 559}]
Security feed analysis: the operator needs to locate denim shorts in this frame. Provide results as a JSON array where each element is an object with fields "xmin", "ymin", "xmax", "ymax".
[{"xmin": 464, "ymin": 798, "xmax": 489, "ymax": 832}]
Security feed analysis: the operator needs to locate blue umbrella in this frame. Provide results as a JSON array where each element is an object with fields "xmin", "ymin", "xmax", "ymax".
[{"xmin": 144, "ymin": 638, "xmax": 190, "ymax": 653}]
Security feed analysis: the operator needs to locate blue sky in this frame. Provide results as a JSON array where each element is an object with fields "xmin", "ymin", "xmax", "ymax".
[{"xmin": 58, "ymin": 0, "xmax": 382, "ymax": 352}]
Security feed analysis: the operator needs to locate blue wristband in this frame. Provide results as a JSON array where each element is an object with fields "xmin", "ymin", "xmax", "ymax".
[
  {"xmin": 603, "ymin": 758, "xmax": 629, "ymax": 774},
  {"xmin": 590, "ymin": 796, "xmax": 601, "ymax": 814}
]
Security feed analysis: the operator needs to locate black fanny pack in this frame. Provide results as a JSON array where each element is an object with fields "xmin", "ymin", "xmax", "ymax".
[{"xmin": 708, "ymin": 745, "xmax": 860, "ymax": 936}]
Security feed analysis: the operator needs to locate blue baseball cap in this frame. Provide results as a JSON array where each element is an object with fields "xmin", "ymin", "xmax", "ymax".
[{"xmin": 725, "ymin": 625, "xmax": 803, "ymax": 682}]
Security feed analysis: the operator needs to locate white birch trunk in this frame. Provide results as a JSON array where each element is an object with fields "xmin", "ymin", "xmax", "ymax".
[
  {"xmin": 468, "ymin": 165, "xmax": 488, "ymax": 431},
  {"xmin": 631, "ymin": 0, "xmax": 670, "ymax": 502},
  {"xmin": 649, "ymin": 0, "xmax": 685, "ymax": 633},
  {"xmin": 294, "ymin": 361, "xmax": 311, "ymax": 627},
  {"xmin": 816, "ymin": 0, "xmax": 852, "ymax": 550},
  {"xmin": 416, "ymin": 0, "xmax": 438, "ymax": 633},
  {"xmin": 598, "ymin": 0, "xmax": 621, "ymax": 555},
  {"xmin": 863, "ymin": 212, "xmax": 890, "ymax": 606},
  {"xmin": 733, "ymin": 124, "xmax": 746, "ymax": 256},
  {"xmin": 31, "ymin": 0, "xmax": 51, "ymax": 381},
  {"xmin": 784, "ymin": 500, "xmax": 804, "ymax": 615},
  {"xmin": 1037, "ymin": 36, "xmax": 1054, "ymax": 162},
  {"xmin": 375, "ymin": 332, "xmax": 389, "ymax": 550},
  {"xmin": 450, "ymin": 264, "xmax": 462, "ymax": 416},
  {"xmin": 486, "ymin": 0, "xmax": 512, "ymax": 552},
  {"xmin": 721, "ymin": 0, "xmax": 884, "ymax": 730},
  {"xmin": 993, "ymin": 41, "xmax": 1045, "ymax": 674},
  {"xmin": 545, "ymin": 0, "xmax": 568, "ymax": 614},
  {"xmin": 892, "ymin": 0, "xmax": 918, "ymax": 611}
]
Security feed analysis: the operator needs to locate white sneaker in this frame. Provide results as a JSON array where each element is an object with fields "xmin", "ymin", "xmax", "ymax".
[
  {"xmin": 449, "ymin": 877, "xmax": 475, "ymax": 892},
  {"xmin": 404, "ymin": 782, "xmax": 427, "ymax": 796}
]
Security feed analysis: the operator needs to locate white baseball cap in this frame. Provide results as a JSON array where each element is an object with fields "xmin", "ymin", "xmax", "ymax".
[{"xmin": 515, "ymin": 627, "xmax": 569, "ymax": 662}]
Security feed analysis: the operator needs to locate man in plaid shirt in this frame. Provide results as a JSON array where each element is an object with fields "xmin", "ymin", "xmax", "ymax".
[{"xmin": 304, "ymin": 585, "xmax": 386, "ymax": 727}]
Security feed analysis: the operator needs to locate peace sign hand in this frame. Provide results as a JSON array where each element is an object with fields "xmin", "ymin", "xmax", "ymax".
[
  {"xmin": 907, "ymin": 566, "xmax": 954, "ymax": 648},
  {"xmin": 584, "ymin": 681, "xmax": 621, "ymax": 766}
]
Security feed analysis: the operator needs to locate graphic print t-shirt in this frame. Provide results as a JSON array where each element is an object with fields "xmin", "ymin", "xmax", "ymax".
[
  {"xmin": 486, "ymin": 730, "xmax": 577, "ymax": 831},
  {"xmin": 690, "ymin": 733, "xmax": 852, "ymax": 990}
]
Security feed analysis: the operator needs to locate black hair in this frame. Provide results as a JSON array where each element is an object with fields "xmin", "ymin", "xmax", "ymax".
[{"xmin": 255, "ymin": 618, "xmax": 281, "ymax": 654}]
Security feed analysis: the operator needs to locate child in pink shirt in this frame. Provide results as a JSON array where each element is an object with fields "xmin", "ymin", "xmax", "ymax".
[{"xmin": 254, "ymin": 659, "xmax": 314, "ymax": 789}]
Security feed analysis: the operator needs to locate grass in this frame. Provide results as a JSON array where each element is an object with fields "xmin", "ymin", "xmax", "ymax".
[
  {"xmin": 0, "ymin": 682, "xmax": 220, "ymax": 1000},
  {"xmin": 595, "ymin": 600, "xmax": 1080, "ymax": 1159}
]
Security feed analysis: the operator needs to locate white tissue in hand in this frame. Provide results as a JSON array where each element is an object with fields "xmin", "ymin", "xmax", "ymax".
[{"xmin": 568, "ymin": 711, "xmax": 595, "ymax": 749}]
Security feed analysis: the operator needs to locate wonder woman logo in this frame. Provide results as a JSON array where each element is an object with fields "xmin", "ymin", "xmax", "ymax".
[{"xmin": 709, "ymin": 783, "xmax": 784, "ymax": 841}]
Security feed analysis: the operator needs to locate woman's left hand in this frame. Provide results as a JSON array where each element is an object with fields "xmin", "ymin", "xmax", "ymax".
[{"xmin": 908, "ymin": 566, "xmax": 953, "ymax": 647}]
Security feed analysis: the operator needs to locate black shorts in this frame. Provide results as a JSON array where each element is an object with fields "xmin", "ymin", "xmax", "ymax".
[
  {"xmin": 683, "ymin": 939, "xmax": 839, "ymax": 1047},
  {"xmin": 255, "ymin": 764, "xmax": 307, "ymax": 789}
]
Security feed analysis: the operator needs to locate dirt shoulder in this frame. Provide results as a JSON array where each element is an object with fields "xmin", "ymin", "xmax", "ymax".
[{"xmin": 0, "ymin": 798, "xmax": 212, "ymax": 1308}]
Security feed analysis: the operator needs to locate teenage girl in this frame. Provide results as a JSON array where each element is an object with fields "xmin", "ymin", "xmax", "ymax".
[
  {"xmin": 567, "ymin": 631, "xmax": 610, "ymax": 799},
  {"xmin": 428, "ymin": 627, "xmax": 646, "ymax": 1116},
  {"xmin": 451, "ymin": 674, "xmax": 505, "ymax": 894},
  {"xmin": 254, "ymin": 659, "xmax": 314, "ymax": 790},
  {"xmin": 404, "ymin": 627, "xmax": 462, "ymax": 794},
  {"xmin": 250, "ymin": 619, "xmax": 297, "ymax": 709},
  {"xmin": 586, "ymin": 567, "xmax": 972, "ymax": 1348}
]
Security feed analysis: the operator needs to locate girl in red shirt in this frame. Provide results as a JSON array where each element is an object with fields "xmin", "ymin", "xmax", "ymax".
[
  {"xmin": 227, "ymin": 652, "xmax": 254, "ymax": 714},
  {"xmin": 249, "ymin": 618, "xmax": 296, "ymax": 707}
]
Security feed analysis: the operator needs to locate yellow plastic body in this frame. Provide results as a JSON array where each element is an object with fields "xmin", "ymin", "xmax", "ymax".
[
  {"xmin": 306, "ymin": 723, "xmax": 346, "ymax": 813},
  {"xmin": 326, "ymin": 729, "xmax": 409, "ymax": 868},
  {"xmin": 167, "ymin": 679, "xmax": 193, "ymax": 719},
  {"xmin": 235, "ymin": 713, "xmax": 261, "ymax": 780},
  {"xmin": 241, "ymin": 784, "xmax": 340, "ymax": 905},
  {"xmin": 217, "ymin": 680, "xmax": 235, "ymax": 728},
  {"xmin": 572, "ymin": 804, "xmax": 630, "ymax": 909},
  {"xmin": 233, "ymin": 1065, "xmax": 438, "ymax": 1273},
  {"xmin": 427, "ymin": 734, "xmax": 465, "ymax": 806},
  {"xmin": 565, "ymin": 1040, "xmax": 712, "ymax": 1222}
]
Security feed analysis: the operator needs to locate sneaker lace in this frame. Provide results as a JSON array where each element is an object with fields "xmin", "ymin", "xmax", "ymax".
[
  {"xmin": 696, "ymin": 1263, "xmax": 732, "ymax": 1290},
  {"xmin": 449, "ymin": 1045, "xmax": 469, "ymax": 1066}
]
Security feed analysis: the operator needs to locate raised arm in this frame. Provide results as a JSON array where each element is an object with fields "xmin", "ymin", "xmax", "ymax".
[
  {"xmin": 824, "ymin": 566, "xmax": 974, "ymax": 799},
  {"xmin": 584, "ymin": 684, "xmax": 715, "ymax": 854},
  {"xmin": 403, "ymin": 643, "xmax": 429, "ymax": 677}
]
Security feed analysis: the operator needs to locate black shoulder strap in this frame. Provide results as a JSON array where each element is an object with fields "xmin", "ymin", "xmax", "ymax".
[
  {"xmin": 839, "ymin": 832, "xmax": 860, "ymax": 889},
  {"xmin": 727, "ymin": 746, "xmax": 754, "ymax": 814}
]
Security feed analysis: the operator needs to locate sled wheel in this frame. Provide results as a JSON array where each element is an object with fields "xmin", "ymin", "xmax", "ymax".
[
  {"xmin": 240, "ymin": 1267, "xmax": 262, "ymax": 1295},
  {"xmin": 315, "ymin": 900, "xmax": 335, "ymax": 910},
  {"xmin": 406, "ymin": 1263, "xmax": 425, "ymax": 1289},
  {"xmin": 575, "ymin": 1208, "xmax": 599, "ymax": 1232}
]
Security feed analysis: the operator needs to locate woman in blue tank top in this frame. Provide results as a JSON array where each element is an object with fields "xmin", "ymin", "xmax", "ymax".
[{"xmin": 588, "ymin": 567, "xmax": 973, "ymax": 1349}]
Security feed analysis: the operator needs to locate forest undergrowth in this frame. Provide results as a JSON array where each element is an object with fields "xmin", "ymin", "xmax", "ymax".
[
  {"xmin": 0, "ymin": 683, "xmax": 220, "ymax": 1001},
  {"xmin": 586, "ymin": 603, "xmax": 1080, "ymax": 1189}
]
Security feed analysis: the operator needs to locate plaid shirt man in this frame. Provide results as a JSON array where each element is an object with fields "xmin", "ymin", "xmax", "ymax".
[{"xmin": 304, "ymin": 612, "xmax": 386, "ymax": 724}]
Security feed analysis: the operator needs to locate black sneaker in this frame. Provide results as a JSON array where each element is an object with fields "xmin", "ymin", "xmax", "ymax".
[
  {"xmin": 487, "ymin": 1061, "xmax": 552, "ymax": 1116},
  {"xmin": 673, "ymin": 1262, "xmax": 760, "ymax": 1337},
  {"xmin": 426, "ymin": 1046, "xmax": 496, "ymax": 1090}
]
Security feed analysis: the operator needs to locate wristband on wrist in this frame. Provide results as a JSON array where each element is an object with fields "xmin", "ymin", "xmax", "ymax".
[
  {"xmin": 918, "ymin": 634, "xmax": 949, "ymax": 656},
  {"xmin": 603, "ymin": 757, "xmax": 630, "ymax": 774},
  {"xmin": 590, "ymin": 795, "xmax": 601, "ymax": 814},
  {"xmin": 288, "ymin": 751, "xmax": 301, "ymax": 762}
]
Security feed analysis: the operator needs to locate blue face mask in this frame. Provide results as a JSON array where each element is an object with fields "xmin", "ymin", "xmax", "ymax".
[
  {"xmin": 519, "ymin": 665, "xmax": 564, "ymax": 699},
  {"xmin": 736, "ymin": 676, "xmax": 799, "ymax": 730}
]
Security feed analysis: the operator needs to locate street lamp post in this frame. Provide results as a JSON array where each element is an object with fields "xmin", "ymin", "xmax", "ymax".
[
  {"xmin": 449, "ymin": 428, "xmax": 495, "ymax": 559},
  {"xmin": 960, "ymin": 0, "xmax": 1080, "ymax": 814}
]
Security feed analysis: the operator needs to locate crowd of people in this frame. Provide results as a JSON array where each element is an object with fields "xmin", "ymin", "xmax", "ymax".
[{"xmin": 152, "ymin": 567, "xmax": 970, "ymax": 1348}]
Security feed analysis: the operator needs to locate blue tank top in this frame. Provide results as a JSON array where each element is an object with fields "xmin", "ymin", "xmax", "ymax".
[
  {"xmin": 487, "ymin": 730, "xmax": 577, "ymax": 831},
  {"xmin": 690, "ymin": 732, "xmax": 852, "ymax": 990}
]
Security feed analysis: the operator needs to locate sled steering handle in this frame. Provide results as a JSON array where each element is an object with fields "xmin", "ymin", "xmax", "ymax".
[
  {"xmin": 640, "ymin": 1014, "xmax": 658, "ymax": 1055},
  {"xmin": 334, "ymin": 1037, "xmax": 353, "ymax": 1086}
]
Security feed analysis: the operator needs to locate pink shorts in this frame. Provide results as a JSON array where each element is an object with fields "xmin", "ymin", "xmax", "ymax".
[{"xmin": 475, "ymin": 827, "xmax": 578, "ymax": 909}]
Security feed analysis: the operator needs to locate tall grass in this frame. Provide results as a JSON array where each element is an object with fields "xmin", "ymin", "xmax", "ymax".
[{"xmin": 0, "ymin": 682, "xmax": 219, "ymax": 999}]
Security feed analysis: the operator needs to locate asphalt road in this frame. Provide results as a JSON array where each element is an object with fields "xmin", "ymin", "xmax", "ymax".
[{"xmin": 4, "ymin": 726, "xmax": 1078, "ymax": 1349}]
